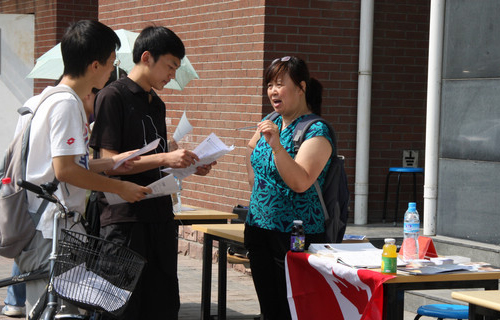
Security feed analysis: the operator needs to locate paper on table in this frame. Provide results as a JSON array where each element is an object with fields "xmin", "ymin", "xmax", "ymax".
[
  {"xmin": 173, "ymin": 111, "xmax": 193, "ymax": 142},
  {"xmin": 163, "ymin": 133, "xmax": 234, "ymax": 180},
  {"xmin": 308, "ymin": 242, "xmax": 406, "ymax": 268},
  {"xmin": 112, "ymin": 138, "xmax": 160, "ymax": 170},
  {"xmin": 104, "ymin": 174, "xmax": 180, "ymax": 205}
]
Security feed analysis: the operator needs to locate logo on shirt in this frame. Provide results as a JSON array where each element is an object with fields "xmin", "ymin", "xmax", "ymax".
[{"xmin": 67, "ymin": 138, "xmax": 75, "ymax": 145}]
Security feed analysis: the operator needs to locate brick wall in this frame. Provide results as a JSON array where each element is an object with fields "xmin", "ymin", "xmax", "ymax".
[
  {"xmin": 3, "ymin": 0, "xmax": 430, "ymax": 222},
  {"xmin": 98, "ymin": 0, "xmax": 430, "ymax": 222},
  {"xmin": 99, "ymin": 0, "xmax": 267, "ymax": 214},
  {"xmin": 370, "ymin": 0, "xmax": 429, "ymax": 218}
]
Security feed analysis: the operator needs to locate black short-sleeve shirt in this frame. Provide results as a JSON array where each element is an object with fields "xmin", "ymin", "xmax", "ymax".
[{"xmin": 90, "ymin": 77, "xmax": 173, "ymax": 226}]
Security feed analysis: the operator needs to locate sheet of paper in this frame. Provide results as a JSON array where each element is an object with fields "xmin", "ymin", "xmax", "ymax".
[
  {"xmin": 173, "ymin": 111, "xmax": 193, "ymax": 142},
  {"xmin": 104, "ymin": 174, "xmax": 180, "ymax": 205},
  {"xmin": 163, "ymin": 133, "xmax": 234, "ymax": 180},
  {"xmin": 309, "ymin": 242, "xmax": 406, "ymax": 268},
  {"xmin": 112, "ymin": 138, "xmax": 160, "ymax": 170}
]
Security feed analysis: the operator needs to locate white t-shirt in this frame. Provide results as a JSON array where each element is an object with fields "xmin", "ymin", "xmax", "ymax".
[{"xmin": 22, "ymin": 85, "xmax": 89, "ymax": 238}]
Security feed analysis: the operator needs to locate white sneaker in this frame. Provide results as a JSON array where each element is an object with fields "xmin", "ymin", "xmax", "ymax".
[{"xmin": 1, "ymin": 305, "xmax": 26, "ymax": 317}]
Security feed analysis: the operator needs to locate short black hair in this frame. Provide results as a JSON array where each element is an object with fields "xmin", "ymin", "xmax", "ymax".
[
  {"xmin": 133, "ymin": 26, "xmax": 185, "ymax": 63},
  {"xmin": 61, "ymin": 20, "xmax": 121, "ymax": 78}
]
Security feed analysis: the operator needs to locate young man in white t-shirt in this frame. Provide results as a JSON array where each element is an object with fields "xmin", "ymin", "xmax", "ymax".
[{"xmin": 15, "ymin": 20, "xmax": 151, "ymax": 314}]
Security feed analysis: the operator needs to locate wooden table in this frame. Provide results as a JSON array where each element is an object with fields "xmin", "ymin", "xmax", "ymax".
[
  {"xmin": 174, "ymin": 205, "xmax": 238, "ymax": 224},
  {"xmin": 382, "ymin": 271, "xmax": 500, "ymax": 320},
  {"xmin": 452, "ymin": 290, "xmax": 500, "ymax": 320},
  {"xmin": 191, "ymin": 224, "xmax": 245, "ymax": 320},
  {"xmin": 286, "ymin": 251, "xmax": 500, "ymax": 320}
]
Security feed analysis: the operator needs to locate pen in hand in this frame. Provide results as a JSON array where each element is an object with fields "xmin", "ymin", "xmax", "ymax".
[{"xmin": 235, "ymin": 125, "xmax": 258, "ymax": 131}]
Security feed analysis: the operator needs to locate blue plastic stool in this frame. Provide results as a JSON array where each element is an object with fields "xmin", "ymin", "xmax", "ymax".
[
  {"xmin": 382, "ymin": 167, "xmax": 424, "ymax": 224},
  {"xmin": 414, "ymin": 304, "xmax": 468, "ymax": 320}
]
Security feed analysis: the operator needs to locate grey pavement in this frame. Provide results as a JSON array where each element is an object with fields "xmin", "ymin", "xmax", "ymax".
[{"xmin": 0, "ymin": 223, "xmax": 426, "ymax": 319}]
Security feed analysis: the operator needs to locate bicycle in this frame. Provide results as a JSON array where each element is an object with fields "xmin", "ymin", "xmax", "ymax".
[{"xmin": 0, "ymin": 180, "xmax": 146, "ymax": 320}]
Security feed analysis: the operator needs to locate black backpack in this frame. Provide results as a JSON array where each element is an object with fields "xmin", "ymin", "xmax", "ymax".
[{"xmin": 266, "ymin": 111, "xmax": 350, "ymax": 243}]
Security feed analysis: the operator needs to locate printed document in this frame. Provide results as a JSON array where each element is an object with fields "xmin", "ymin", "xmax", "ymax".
[
  {"xmin": 163, "ymin": 133, "xmax": 234, "ymax": 180},
  {"xmin": 309, "ymin": 242, "xmax": 406, "ymax": 268},
  {"xmin": 104, "ymin": 174, "xmax": 180, "ymax": 205},
  {"xmin": 112, "ymin": 138, "xmax": 160, "ymax": 170}
]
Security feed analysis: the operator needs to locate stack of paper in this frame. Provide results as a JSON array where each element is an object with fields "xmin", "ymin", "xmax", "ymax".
[
  {"xmin": 308, "ymin": 242, "xmax": 406, "ymax": 268},
  {"xmin": 163, "ymin": 133, "xmax": 234, "ymax": 180}
]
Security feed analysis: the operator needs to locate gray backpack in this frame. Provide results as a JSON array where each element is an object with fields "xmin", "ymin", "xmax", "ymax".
[{"xmin": 0, "ymin": 86, "xmax": 73, "ymax": 258}]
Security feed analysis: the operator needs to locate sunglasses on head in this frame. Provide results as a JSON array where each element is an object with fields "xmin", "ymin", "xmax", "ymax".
[{"xmin": 273, "ymin": 56, "xmax": 292, "ymax": 64}]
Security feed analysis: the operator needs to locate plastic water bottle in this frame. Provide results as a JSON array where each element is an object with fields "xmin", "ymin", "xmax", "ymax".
[
  {"xmin": 381, "ymin": 238, "xmax": 397, "ymax": 274},
  {"xmin": 1, "ymin": 177, "xmax": 13, "ymax": 196},
  {"xmin": 290, "ymin": 220, "xmax": 305, "ymax": 252},
  {"xmin": 402, "ymin": 202, "xmax": 420, "ymax": 262},
  {"xmin": 172, "ymin": 177, "xmax": 182, "ymax": 213}
]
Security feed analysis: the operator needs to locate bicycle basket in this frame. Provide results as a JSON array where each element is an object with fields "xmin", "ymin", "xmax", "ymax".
[{"xmin": 52, "ymin": 230, "xmax": 146, "ymax": 317}]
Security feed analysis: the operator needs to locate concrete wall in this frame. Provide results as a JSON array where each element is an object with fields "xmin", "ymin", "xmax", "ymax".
[
  {"xmin": 0, "ymin": 14, "xmax": 34, "ymax": 153},
  {"xmin": 437, "ymin": 0, "xmax": 500, "ymax": 245}
]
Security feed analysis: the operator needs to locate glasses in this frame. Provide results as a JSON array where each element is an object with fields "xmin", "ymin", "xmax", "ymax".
[{"xmin": 272, "ymin": 56, "xmax": 292, "ymax": 64}]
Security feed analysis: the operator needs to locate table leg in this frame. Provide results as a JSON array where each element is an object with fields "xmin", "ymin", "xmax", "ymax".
[
  {"xmin": 383, "ymin": 283, "xmax": 404, "ymax": 320},
  {"xmin": 201, "ymin": 234, "xmax": 214, "ymax": 320},
  {"xmin": 218, "ymin": 240, "xmax": 228, "ymax": 320}
]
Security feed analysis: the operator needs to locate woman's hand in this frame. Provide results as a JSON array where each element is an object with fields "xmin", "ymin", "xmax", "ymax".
[{"xmin": 258, "ymin": 120, "xmax": 282, "ymax": 152}]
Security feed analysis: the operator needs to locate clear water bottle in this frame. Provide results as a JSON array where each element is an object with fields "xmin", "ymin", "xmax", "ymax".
[
  {"xmin": 290, "ymin": 220, "xmax": 305, "ymax": 252},
  {"xmin": 402, "ymin": 202, "xmax": 420, "ymax": 262},
  {"xmin": 172, "ymin": 177, "xmax": 182, "ymax": 213}
]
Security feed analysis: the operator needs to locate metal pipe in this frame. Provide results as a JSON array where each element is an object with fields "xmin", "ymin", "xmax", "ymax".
[
  {"xmin": 354, "ymin": 0, "xmax": 374, "ymax": 225},
  {"xmin": 423, "ymin": 0, "xmax": 446, "ymax": 235}
]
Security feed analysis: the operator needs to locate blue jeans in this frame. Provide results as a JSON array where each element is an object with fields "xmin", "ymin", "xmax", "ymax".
[{"xmin": 4, "ymin": 262, "xmax": 26, "ymax": 307}]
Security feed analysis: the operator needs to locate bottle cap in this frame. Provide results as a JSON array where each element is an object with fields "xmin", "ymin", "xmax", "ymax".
[
  {"xmin": 293, "ymin": 220, "xmax": 303, "ymax": 225},
  {"xmin": 1, "ymin": 177, "xmax": 11, "ymax": 184},
  {"xmin": 408, "ymin": 202, "xmax": 417, "ymax": 211},
  {"xmin": 384, "ymin": 238, "xmax": 396, "ymax": 244}
]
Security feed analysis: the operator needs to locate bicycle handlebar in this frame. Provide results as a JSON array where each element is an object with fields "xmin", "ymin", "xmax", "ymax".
[
  {"xmin": 17, "ymin": 179, "xmax": 58, "ymax": 203},
  {"xmin": 17, "ymin": 179, "xmax": 44, "ymax": 195}
]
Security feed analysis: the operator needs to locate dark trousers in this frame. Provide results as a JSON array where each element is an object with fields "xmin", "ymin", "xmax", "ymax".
[
  {"xmin": 244, "ymin": 224, "xmax": 325, "ymax": 320},
  {"xmin": 101, "ymin": 220, "xmax": 180, "ymax": 320}
]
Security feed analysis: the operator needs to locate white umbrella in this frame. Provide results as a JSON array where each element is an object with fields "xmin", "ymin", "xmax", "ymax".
[{"xmin": 26, "ymin": 29, "xmax": 199, "ymax": 90}]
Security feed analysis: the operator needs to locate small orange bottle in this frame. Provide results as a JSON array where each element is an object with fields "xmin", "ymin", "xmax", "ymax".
[{"xmin": 381, "ymin": 238, "xmax": 397, "ymax": 274}]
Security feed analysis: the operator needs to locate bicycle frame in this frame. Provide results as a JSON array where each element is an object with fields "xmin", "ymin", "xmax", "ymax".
[{"xmin": 16, "ymin": 180, "xmax": 86, "ymax": 320}]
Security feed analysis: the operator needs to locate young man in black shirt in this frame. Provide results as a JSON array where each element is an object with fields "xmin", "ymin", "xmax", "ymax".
[{"xmin": 90, "ymin": 26, "xmax": 214, "ymax": 319}]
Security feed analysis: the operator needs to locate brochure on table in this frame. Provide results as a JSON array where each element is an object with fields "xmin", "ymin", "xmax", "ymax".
[{"xmin": 308, "ymin": 242, "xmax": 406, "ymax": 269}]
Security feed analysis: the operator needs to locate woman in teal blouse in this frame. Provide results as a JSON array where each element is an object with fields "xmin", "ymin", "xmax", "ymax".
[{"xmin": 245, "ymin": 56, "xmax": 333, "ymax": 320}]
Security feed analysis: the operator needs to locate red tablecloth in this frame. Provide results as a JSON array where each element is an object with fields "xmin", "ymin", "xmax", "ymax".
[{"xmin": 285, "ymin": 252, "xmax": 395, "ymax": 320}]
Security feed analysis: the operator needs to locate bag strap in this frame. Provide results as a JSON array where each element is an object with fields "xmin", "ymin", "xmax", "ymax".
[
  {"xmin": 291, "ymin": 114, "xmax": 338, "ymax": 222},
  {"xmin": 21, "ymin": 86, "xmax": 78, "ymax": 225}
]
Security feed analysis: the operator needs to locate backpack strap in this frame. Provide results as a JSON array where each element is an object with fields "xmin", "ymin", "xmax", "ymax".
[
  {"xmin": 292, "ymin": 114, "xmax": 338, "ymax": 157},
  {"xmin": 21, "ymin": 86, "xmax": 78, "ymax": 225},
  {"xmin": 291, "ymin": 114, "xmax": 338, "ymax": 221}
]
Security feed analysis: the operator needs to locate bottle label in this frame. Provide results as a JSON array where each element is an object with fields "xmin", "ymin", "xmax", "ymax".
[
  {"xmin": 381, "ymin": 257, "xmax": 397, "ymax": 274},
  {"xmin": 290, "ymin": 235, "xmax": 305, "ymax": 252},
  {"xmin": 404, "ymin": 222, "xmax": 419, "ymax": 233}
]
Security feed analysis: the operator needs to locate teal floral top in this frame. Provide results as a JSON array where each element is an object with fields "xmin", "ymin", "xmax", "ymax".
[{"xmin": 246, "ymin": 114, "xmax": 334, "ymax": 234}]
